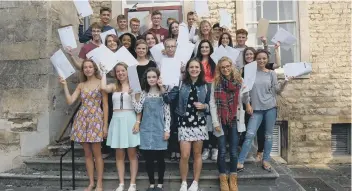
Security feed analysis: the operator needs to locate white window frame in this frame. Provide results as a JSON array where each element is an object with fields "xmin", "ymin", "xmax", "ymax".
[{"xmin": 243, "ymin": 0, "xmax": 300, "ymax": 66}]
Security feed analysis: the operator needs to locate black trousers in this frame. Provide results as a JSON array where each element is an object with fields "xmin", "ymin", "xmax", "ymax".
[
  {"xmin": 143, "ymin": 150, "xmax": 166, "ymax": 184},
  {"xmin": 102, "ymin": 93, "xmax": 113, "ymax": 154},
  {"xmin": 168, "ymin": 124, "xmax": 180, "ymax": 153},
  {"xmin": 203, "ymin": 131, "xmax": 218, "ymax": 149},
  {"xmin": 239, "ymin": 113, "xmax": 265, "ymax": 152}
]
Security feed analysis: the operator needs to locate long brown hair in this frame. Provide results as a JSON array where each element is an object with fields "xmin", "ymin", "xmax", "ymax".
[
  {"xmin": 80, "ymin": 59, "xmax": 100, "ymax": 82},
  {"xmin": 214, "ymin": 57, "xmax": 242, "ymax": 86},
  {"xmin": 113, "ymin": 62, "xmax": 129, "ymax": 92},
  {"xmin": 198, "ymin": 20, "xmax": 214, "ymax": 42}
]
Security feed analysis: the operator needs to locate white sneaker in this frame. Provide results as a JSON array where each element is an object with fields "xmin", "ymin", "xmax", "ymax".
[
  {"xmin": 188, "ymin": 181, "xmax": 198, "ymax": 191},
  {"xmin": 115, "ymin": 184, "xmax": 124, "ymax": 191},
  {"xmin": 211, "ymin": 149, "xmax": 218, "ymax": 161},
  {"xmin": 179, "ymin": 181, "xmax": 188, "ymax": 191},
  {"xmin": 202, "ymin": 149, "xmax": 210, "ymax": 160},
  {"xmin": 128, "ymin": 184, "xmax": 137, "ymax": 191}
]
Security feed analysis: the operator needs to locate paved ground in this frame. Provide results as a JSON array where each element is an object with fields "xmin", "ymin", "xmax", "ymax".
[{"xmin": 0, "ymin": 162, "xmax": 350, "ymax": 191}]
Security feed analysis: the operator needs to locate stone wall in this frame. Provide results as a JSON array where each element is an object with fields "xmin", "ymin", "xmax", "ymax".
[{"xmin": 282, "ymin": 1, "xmax": 351, "ymax": 163}]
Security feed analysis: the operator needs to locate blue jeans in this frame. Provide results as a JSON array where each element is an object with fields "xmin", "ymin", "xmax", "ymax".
[
  {"xmin": 238, "ymin": 107, "xmax": 277, "ymax": 164},
  {"xmin": 217, "ymin": 122, "xmax": 239, "ymax": 174}
]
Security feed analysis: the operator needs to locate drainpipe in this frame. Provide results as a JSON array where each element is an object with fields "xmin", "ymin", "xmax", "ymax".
[{"xmin": 84, "ymin": 17, "xmax": 90, "ymax": 32}]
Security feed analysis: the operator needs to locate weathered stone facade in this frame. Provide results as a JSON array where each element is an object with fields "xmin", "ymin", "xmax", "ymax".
[{"xmin": 0, "ymin": 0, "xmax": 350, "ymax": 171}]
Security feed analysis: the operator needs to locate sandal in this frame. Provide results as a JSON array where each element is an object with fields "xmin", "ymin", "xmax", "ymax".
[
  {"xmin": 237, "ymin": 163, "xmax": 245, "ymax": 172},
  {"xmin": 262, "ymin": 161, "xmax": 272, "ymax": 172},
  {"xmin": 255, "ymin": 152, "xmax": 263, "ymax": 163},
  {"xmin": 84, "ymin": 185, "xmax": 95, "ymax": 191}
]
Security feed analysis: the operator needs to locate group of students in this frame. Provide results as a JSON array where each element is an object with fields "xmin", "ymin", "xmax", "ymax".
[{"xmin": 58, "ymin": 6, "xmax": 292, "ymax": 191}]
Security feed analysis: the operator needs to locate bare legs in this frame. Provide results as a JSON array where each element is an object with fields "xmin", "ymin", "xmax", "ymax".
[
  {"xmin": 179, "ymin": 141, "xmax": 203, "ymax": 182},
  {"xmin": 116, "ymin": 149, "xmax": 125, "ymax": 185},
  {"xmin": 116, "ymin": 148, "xmax": 138, "ymax": 186},
  {"xmin": 127, "ymin": 147, "xmax": 138, "ymax": 184},
  {"xmin": 82, "ymin": 142, "xmax": 104, "ymax": 190}
]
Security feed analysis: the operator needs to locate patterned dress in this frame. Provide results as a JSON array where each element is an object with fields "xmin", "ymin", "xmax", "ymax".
[
  {"xmin": 178, "ymin": 84, "xmax": 209, "ymax": 141},
  {"xmin": 71, "ymin": 88, "xmax": 104, "ymax": 143}
]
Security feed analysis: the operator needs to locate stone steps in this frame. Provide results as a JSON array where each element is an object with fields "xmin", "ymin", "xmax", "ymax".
[{"xmin": 0, "ymin": 163, "xmax": 279, "ymax": 188}]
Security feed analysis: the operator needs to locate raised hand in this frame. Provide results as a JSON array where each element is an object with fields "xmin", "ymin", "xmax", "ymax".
[
  {"xmin": 58, "ymin": 76, "xmax": 67, "ymax": 85},
  {"xmin": 260, "ymin": 36, "xmax": 267, "ymax": 45},
  {"xmin": 274, "ymin": 41, "xmax": 281, "ymax": 49}
]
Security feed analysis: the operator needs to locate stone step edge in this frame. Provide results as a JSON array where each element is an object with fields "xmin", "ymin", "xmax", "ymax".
[{"xmin": 0, "ymin": 170, "xmax": 279, "ymax": 180}]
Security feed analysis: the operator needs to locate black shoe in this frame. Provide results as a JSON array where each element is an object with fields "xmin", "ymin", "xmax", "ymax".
[{"xmin": 237, "ymin": 167, "xmax": 245, "ymax": 173}]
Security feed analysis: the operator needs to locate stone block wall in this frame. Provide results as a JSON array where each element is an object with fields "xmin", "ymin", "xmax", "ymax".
[{"xmin": 281, "ymin": 1, "xmax": 351, "ymax": 163}]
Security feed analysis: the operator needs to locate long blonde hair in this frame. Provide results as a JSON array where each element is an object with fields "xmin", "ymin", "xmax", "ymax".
[
  {"xmin": 80, "ymin": 59, "xmax": 101, "ymax": 82},
  {"xmin": 113, "ymin": 62, "xmax": 129, "ymax": 92},
  {"xmin": 214, "ymin": 57, "xmax": 242, "ymax": 86},
  {"xmin": 198, "ymin": 20, "xmax": 214, "ymax": 42}
]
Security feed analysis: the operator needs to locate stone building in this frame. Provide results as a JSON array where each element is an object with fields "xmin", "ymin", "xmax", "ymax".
[{"xmin": 0, "ymin": 0, "xmax": 350, "ymax": 173}]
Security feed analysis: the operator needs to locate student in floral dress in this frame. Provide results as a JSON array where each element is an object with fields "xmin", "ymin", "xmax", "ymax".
[{"xmin": 59, "ymin": 59, "xmax": 108, "ymax": 191}]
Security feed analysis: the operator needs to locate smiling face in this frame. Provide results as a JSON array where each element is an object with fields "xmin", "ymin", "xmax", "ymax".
[
  {"xmin": 219, "ymin": 60, "xmax": 232, "ymax": 78},
  {"xmin": 115, "ymin": 64, "xmax": 127, "ymax": 81},
  {"xmin": 130, "ymin": 21, "xmax": 140, "ymax": 33},
  {"xmin": 91, "ymin": 28, "xmax": 102, "ymax": 42},
  {"xmin": 200, "ymin": 22, "xmax": 211, "ymax": 36},
  {"xmin": 82, "ymin": 61, "xmax": 96, "ymax": 77},
  {"xmin": 147, "ymin": 70, "xmax": 158, "ymax": 87},
  {"xmin": 100, "ymin": 11, "xmax": 110, "ymax": 24},
  {"xmin": 221, "ymin": 34, "xmax": 230, "ymax": 46},
  {"xmin": 245, "ymin": 49, "xmax": 255, "ymax": 64},
  {"xmin": 200, "ymin": 42, "xmax": 211, "ymax": 56},
  {"xmin": 187, "ymin": 60, "xmax": 201, "ymax": 79},
  {"xmin": 106, "ymin": 36, "xmax": 118, "ymax": 52},
  {"xmin": 171, "ymin": 22, "xmax": 179, "ymax": 36},
  {"xmin": 256, "ymin": 52, "xmax": 268, "ymax": 69},
  {"xmin": 146, "ymin": 34, "xmax": 156, "ymax": 48},
  {"xmin": 121, "ymin": 35, "xmax": 132, "ymax": 48},
  {"xmin": 136, "ymin": 43, "xmax": 148, "ymax": 58},
  {"xmin": 152, "ymin": 14, "xmax": 162, "ymax": 27},
  {"xmin": 187, "ymin": 14, "xmax": 196, "ymax": 27},
  {"xmin": 118, "ymin": 19, "xmax": 127, "ymax": 30},
  {"xmin": 165, "ymin": 39, "xmax": 177, "ymax": 57},
  {"xmin": 236, "ymin": 33, "xmax": 247, "ymax": 46}
]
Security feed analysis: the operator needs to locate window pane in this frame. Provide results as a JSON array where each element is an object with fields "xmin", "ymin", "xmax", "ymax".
[
  {"xmin": 267, "ymin": 23, "xmax": 278, "ymax": 45},
  {"xmin": 159, "ymin": 9, "xmax": 180, "ymax": 29},
  {"xmin": 263, "ymin": 0, "xmax": 277, "ymax": 21},
  {"xmin": 246, "ymin": 24, "xmax": 258, "ymax": 46},
  {"xmin": 279, "ymin": 0, "xmax": 296, "ymax": 20},
  {"xmin": 244, "ymin": 1, "xmax": 260, "ymax": 22},
  {"xmin": 280, "ymin": 46, "xmax": 295, "ymax": 65}
]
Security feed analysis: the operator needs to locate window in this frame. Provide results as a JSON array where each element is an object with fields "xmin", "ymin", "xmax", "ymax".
[
  {"xmin": 244, "ymin": 0, "xmax": 299, "ymax": 65},
  {"xmin": 331, "ymin": 124, "xmax": 351, "ymax": 156}
]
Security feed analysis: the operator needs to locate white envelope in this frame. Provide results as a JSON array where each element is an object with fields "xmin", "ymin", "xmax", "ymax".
[
  {"xmin": 241, "ymin": 61, "xmax": 257, "ymax": 93},
  {"xmin": 219, "ymin": 9, "xmax": 232, "ymax": 29},
  {"xmin": 271, "ymin": 28, "xmax": 297, "ymax": 50},
  {"xmin": 283, "ymin": 62, "xmax": 312, "ymax": 78},
  {"xmin": 195, "ymin": 0, "xmax": 210, "ymax": 17},
  {"xmin": 150, "ymin": 43, "xmax": 165, "ymax": 64},
  {"xmin": 73, "ymin": 0, "xmax": 93, "ymax": 18},
  {"xmin": 115, "ymin": 46, "xmax": 140, "ymax": 67},
  {"xmin": 50, "ymin": 49, "xmax": 76, "ymax": 79},
  {"xmin": 58, "ymin": 26, "xmax": 77, "ymax": 49},
  {"xmin": 177, "ymin": 23, "xmax": 190, "ymax": 44},
  {"xmin": 127, "ymin": 65, "xmax": 142, "ymax": 93},
  {"xmin": 160, "ymin": 58, "xmax": 181, "ymax": 86},
  {"xmin": 100, "ymin": 29, "xmax": 116, "ymax": 43},
  {"xmin": 175, "ymin": 42, "xmax": 195, "ymax": 65},
  {"xmin": 86, "ymin": 45, "xmax": 117, "ymax": 72}
]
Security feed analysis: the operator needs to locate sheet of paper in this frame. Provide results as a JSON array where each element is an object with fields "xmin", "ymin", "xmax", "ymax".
[
  {"xmin": 140, "ymin": 14, "xmax": 152, "ymax": 35},
  {"xmin": 177, "ymin": 22, "xmax": 190, "ymax": 44},
  {"xmin": 235, "ymin": 48, "xmax": 245, "ymax": 69},
  {"xmin": 127, "ymin": 65, "xmax": 142, "ymax": 93},
  {"xmin": 189, "ymin": 25, "xmax": 197, "ymax": 41},
  {"xmin": 160, "ymin": 58, "xmax": 181, "ymax": 86},
  {"xmin": 100, "ymin": 29, "xmax": 116, "ymax": 43},
  {"xmin": 194, "ymin": 0, "xmax": 210, "ymax": 17},
  {"xmin": 257, "ymin": 18, "xmax": 269, "ymax": 38},
  {"xmin": 86, "ymin": 45, "xmax": 117, "ymax": 72},
  {"xmin": 73, "ymin": 0, "xmax": 93, "ymax": 18},
  {"xmin": 283, "ymin": 62, "xmax": 312, "ymax": 78},
  {"xmin": 210, "ymin": 45, "xmax": 228, "ymax": 64},
  {"xmin": 58, "ymin": 26, "xmax": 77, "ymax": 49},
  {"xmin": 224, "ymin": 46, "xmax": 241, "ymax": 68},
  {"xmin": 175, "ymin": 42, "xmax": 195, "ymax": 65},
  {"xmin": 271, "ymin": 27, "xmax": 297, "ymax": 50},
  {"xmin": 50, "ymin": 49, "xmax": 76, "ymax": 79},
  {"xmin": 241, "ymin": 61, "xmax": 257, "ymax": 93},
  {"xmin": 115, "ymin": 46, "xmax": 140, "ymax": 67},
  {"xmin": 219, "ymin": 9, "xmax": 232, "ymax": 29},
  {"xmin": 150, "ymin": 43, "xmax": 165, "ymax": 64}
]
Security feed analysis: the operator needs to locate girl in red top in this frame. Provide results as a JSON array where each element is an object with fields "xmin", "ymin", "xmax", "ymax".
[{"xmin": 195, "ymin": 39, "xmax": 218, "ymax": 161}]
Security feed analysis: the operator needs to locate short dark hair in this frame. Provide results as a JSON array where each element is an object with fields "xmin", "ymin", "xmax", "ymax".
[
  {"xmin": 254, "ymin": 49, "xmax": 270, "ymax": 60},
  {"xmin": 212, "ymin": 23, "xmax": 220, "ymax": 29},
  {"xmin": 142, "ymin": 67, "xmax": 161, "ymax": 92},
  {"xmin": 183, "ymin": 58, "xmax": 206, "ymax": 86},
  {"xmin": 236, "ymin": 29, "xmax": 248, "ymax": 36},
  {"xmin": 187, "ymin": 11, "xmax": 196, "ymax": 17},
  {"xmin": 100, "ymin": 7, "xmax": 111, "ymax": 14},
  {"xmin": 117, "ymin": 14, "xmax": 127, "ymax": 22},
  {"xmin": 151, "ymin": 10, "xmax": 162, "ymax": 17}
]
